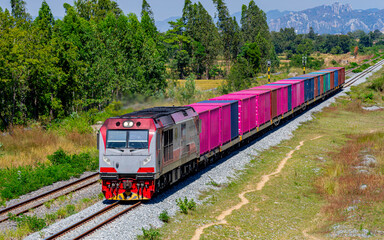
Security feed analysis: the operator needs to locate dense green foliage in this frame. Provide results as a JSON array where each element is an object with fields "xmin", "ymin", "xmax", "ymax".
[
  {"xmin": 0, "ymin": 149, "xmax": 97, "ymax": 204},
  {"xmin": 272, "ymin": 27, "xmax": 384, "ymax": 57},
  {"xmin": 0, "ymin": 0, "xmax": 166, "ymax": 130}
]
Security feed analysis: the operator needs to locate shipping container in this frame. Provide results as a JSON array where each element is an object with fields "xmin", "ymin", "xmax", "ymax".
[
  {"xmin": 187, "ymin": 104, "xmax": 221, "ymax": 155},
  {"xmin": 268, "ymin": 83, "xmax": 292, "ymax": 111},
  {"xmin": 252, "ymin": 85, "xmax": 284, "ymax": 119},
  {"xmin": 299, "ymin": 74, "xmax": 321, "ymax": 98},
  {"xmin": 274, "ymin": 81, "xmax": 299, "ymax": 109},
  {"xmin": 236, "ymin": 89, "xmax": 271, "ymax": 127},
  {"xmin": 193, "ymin": 102, "xmax": 231, "ymax": 144},
  {"xmin": 228, "ymin": 92, "xmax": 257, "ymax": 131},
  {"xmin": 199, "ymin": 100, "xmax": 239, "ymax": 140},
  {"xmin": 286, "ymin": 76, "xmax": 315, "ymax": 102},
  {"xmin": 326, "ymin": 67, "xmax": 345, "ymax": 86},
  {"xmin": 209, "ymin": 94, "xmax": 253, "ymax": 135},
  {"xmin": 306, "ymin": 72, "xmax": 325, "ymax": 95},
  {"xmin": 278, "ymin": 80, "xmax": 304, "ymax": 107},
  {"xmin": 310, "ymin": 72, "xmax": 330, "ymax": 92}
]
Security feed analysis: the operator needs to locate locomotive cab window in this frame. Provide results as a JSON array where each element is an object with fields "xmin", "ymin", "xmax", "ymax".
[{"xmin": 106, "ymin": 130, "xmax": 148, "ymax": 149}]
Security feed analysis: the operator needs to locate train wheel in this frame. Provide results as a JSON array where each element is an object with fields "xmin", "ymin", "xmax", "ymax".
[{"xmin": 274, "ymin": 117, "xmax": 281, "ymax": 127}]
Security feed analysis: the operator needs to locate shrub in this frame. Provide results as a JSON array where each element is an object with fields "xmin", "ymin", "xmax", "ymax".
[
  {"xmin": 158, "ymin": 210, "xmax": 169, "ymax": 223},
  {"xmin": 369, "ymin": 76, "xmax": 384, "ymax": 92},
  {"xmin": 9, "ymin": 214, "xmax": 46, "ymax": 232},
  {"xmin": 176, "ymin": 197, "xmax": 196, "ymax": 214},
  {"xmin": 139, "ymin": 226, "xmax": 161, "ymax": 240},
  {"xmin": 0, "ymin": 150, "xmax": 98, "ymax": 201}
]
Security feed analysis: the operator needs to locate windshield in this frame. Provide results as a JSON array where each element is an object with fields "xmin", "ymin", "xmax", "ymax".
[{"xmin": 106, "ymin": 130, "xmax": 149, "ymax": 149}]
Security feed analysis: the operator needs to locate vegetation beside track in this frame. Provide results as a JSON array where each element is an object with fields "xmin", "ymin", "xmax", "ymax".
[
  {"xmin": 0, "ymin": 193, "xmax": 104, "ymax": 240},
  {"xmin": 0, "ymin": 150, "xmax": 98, "ymax": 206},
  {"xmin": 155, "ymin": 67, "xmax": 384, "ymax": 239}
]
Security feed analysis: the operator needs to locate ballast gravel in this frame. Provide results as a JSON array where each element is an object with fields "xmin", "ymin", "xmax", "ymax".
[{"xmin": 26, "ymin": 64, "xmax": 383, "ymax": 240}]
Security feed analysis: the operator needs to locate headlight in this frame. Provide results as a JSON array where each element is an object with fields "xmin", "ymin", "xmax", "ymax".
[
  {"xmin": 103, "ymin": 156, "xmax": 111, "ymax": 165},
  {"xmin": 123, "ymin": 120, "xmax": 134, "ymax": 128},
  {"xmin": 143, "ymin": 156, "xmax": 151, "ymax": 165}
]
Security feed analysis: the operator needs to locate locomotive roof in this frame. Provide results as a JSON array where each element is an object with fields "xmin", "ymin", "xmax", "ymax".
[{"xmin": 117, "ymin": 106, "xmax": 194, "ymax": 119}]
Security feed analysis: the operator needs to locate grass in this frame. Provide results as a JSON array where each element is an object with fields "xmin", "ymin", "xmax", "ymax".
[
  {"xmin": 157, "ymin": 69, "xmax": 384, "ymax": 239},
  {"xmin": 0, "ymin": 149, "xmax": 98, "ymax": 205},
  {"xmin": 175, "ymin": 79, "xmax": 225, "ymax": 91},
  {"xmin": 1, "ymin": 193, "xmax": 104, "ymax": 240},
  {"xmin": 347, "ymin": 65, "xmax": 384, "ymax": 106}
]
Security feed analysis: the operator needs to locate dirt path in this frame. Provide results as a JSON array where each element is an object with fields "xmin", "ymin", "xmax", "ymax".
[{"xmin": 191, "ymin": 136, "xmax": 323, "ymax": 240}]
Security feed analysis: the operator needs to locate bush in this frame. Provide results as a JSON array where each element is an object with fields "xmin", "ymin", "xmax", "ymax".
[
  {"xmin": 158, "ymin": 210, "xmax": 169, "ymax": 223},
  {"xmin": 138, "ymin": 226, "xmax": 161, "ymax": 240},
  {"xmin": 9, "ymin": 214, "xmax": 46, "ymax": 232},
  {"xmin": 176, "ymin": 197, "xmax": 196, "ymax": 214},
  {"xmin": 369, "ymin": 76, "xmax": 384, "ymax": 92},
  {"xmin": 0, "ymin": 150, "xmax": 98, "ymax": 201}
]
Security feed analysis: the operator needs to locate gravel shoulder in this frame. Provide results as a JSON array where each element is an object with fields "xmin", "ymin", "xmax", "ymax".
[{"xmin": 25, "ymin": 64, "xmax": 383, "ymax": 240}]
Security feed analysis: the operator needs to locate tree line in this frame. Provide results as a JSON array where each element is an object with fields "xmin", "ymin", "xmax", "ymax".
[
  {"xmin": 0, "ymin": 0, "xmax": 278, "ymax": 130},
  {"xmin": 1, "ymin": 0, "xmax": 382, "ymax": 130}
]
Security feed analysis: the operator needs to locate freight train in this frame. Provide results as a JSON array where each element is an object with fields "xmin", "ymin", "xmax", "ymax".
[{"xmin": 98, "ymin": 67, "xmax": 345, "ymax": 200}]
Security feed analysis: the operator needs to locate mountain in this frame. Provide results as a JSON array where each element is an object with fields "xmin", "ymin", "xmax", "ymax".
[{"xmin": 268, "ymin": 2, "xmax": 384, "ymax": 34}]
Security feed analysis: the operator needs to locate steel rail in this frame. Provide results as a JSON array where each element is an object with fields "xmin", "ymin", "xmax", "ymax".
[
  {"xmin": 44, "ymin": 201, "xmax": 142, "ymax": 240},
  {"xmin": 44, "ymin": 201, "xmax": 122, "ymax": 240},
  {"xmin": 344, "ymin": 59, "xmax": 384, "ymax": 88},
  {"xmin": 72, "ymin": 202, "xmax": 142, "ymax": 240},
  {"xmin": 0, "ymin": 172, "xmax": 99, "ymax": 223}
]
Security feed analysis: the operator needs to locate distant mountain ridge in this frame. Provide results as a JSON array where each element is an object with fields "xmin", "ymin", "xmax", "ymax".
[
  {"xmin": 155, "ymin": 2, "xmax": 384, "ymax": 34},
  {"xmin": 268, "ymin": 2, "xmax": 384, "ymax": 34}
]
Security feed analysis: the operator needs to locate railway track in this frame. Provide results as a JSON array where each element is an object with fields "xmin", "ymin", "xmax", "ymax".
[
  {"xmin": 345, "ymin": 55, "xmax": 384, "ymax": 75},
  {"xmin": 344, "ymin": 59, "xmax": 384, "ymax": 88},
  {"xmin": 45, "ymin": 201, "xmax": 142, "ymax": 240},
  {"xmin": 0, "ymin": 173, "xmax": 99, "ymax": 223}
]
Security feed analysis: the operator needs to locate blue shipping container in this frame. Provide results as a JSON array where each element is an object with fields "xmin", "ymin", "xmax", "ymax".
[
  {"xmin": 199, "ymin": 100, "xmax": 239, "ymax": 139},
  {"xmin": 335, "ymin": 71, "xmax": 338, "ymax": 87}
]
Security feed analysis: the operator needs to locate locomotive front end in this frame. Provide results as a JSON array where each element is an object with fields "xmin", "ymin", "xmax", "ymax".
[{"xmin": 99, "ymin": 117, "xmax": 157, "ymax": 200}]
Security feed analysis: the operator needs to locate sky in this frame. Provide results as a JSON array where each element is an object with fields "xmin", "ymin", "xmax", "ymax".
[{"xmin": 1, "ymin": 0, "xmax": 384, "ymax": 21}]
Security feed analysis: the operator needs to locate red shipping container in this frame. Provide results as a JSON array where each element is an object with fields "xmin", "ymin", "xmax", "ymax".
[
  {"xmin": 236, "ymin": 89, "xmax": 271, "ymax": 127},
  {"xmin": 210, "ymin": 94, "xmax": 253, "ymax": 135},
  {"xmin": 191, "ymin": 102, "xmax": 232, "ymax": 144},
  {"xmin": 187, "ymin": 104, "xmax": 221, "ymax": 155}
]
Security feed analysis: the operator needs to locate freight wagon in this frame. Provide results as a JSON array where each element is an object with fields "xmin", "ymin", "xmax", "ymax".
[{"xmin": 98, "ymin": 67, "xmax": 345, "ymax": 200}]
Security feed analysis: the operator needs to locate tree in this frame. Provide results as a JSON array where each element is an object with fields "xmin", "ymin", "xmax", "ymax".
[
  {"xmin": 240, "ymin": 42, "xmax": 261, "ymax": 72},
  {"xmin": 182, "ymin": 2, "xmax": 221, "ymax": 79},
  {"xmin": 74, "ymin": 0, "xmax": 122, "ymax": 21},
  {"xmin": 165, "ymin": 18, "xmax": 192, "ymax": 79},
  {"xmin": 10, "ymin": 0, "xmax": 31, "ymax": 21},
  {"xmin": 141, "ymin": 0, "xmax": 153, "ymax": 21},
  {"xmin": 34, "ymin": 1, "xmax": 55, "ymax": 40},
  {"xmin": 226, "ymin": 57, "xmax": 254, "ymax": 91},
  {"xmin": 308, "ymin": 27, "xmax": 316, "ymax": 40},
  {"xmin": 213, "ymin": 0, "xmax": 240, "ymax": 62},
  {"xmin": 240, "ymin": 0, "xmax": 277, "ymax": 72}
]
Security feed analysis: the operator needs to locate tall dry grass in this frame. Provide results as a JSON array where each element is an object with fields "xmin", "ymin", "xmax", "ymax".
[
  {"xmin": 0, "ymin": 126, "xmax": 95, "ymax": 168},
  {"xmin": 316, "ymin": 132, "xmax": 384, "ymax": 222}
]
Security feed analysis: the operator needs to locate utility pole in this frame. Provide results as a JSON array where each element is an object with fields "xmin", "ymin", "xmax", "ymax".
[
  {"xmin": 267, "ymin": 60, "xmax": 271, "ymax": 84},
  {"xmin": 302, "ymin": 56, "xmax": 307, "ymax": 74}
]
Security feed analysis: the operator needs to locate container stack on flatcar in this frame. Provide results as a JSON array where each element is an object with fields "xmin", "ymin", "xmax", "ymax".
[{"xmin": 98, "ymin": 67, "xmax": 345, "ymax": 200}]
